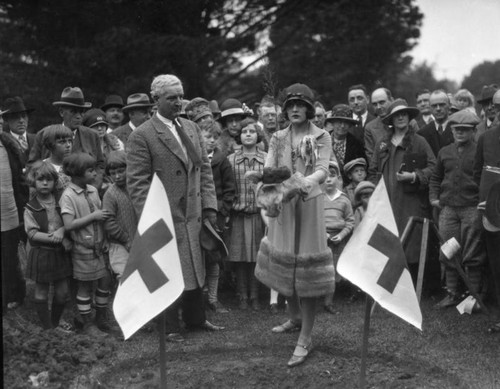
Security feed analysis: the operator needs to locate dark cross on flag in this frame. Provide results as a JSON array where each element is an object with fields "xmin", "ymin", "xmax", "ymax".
[
  {"xmin": 368, "ymin": 224, "xmax": 407, "ymax": 294},
  {"xmin": 120, "ymin": 219, "xmax": 173, "ymax": 293}
]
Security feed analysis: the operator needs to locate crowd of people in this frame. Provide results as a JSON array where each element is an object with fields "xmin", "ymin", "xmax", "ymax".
[{"xmin": 1, "ymin": 74, "xmax": 499, "ymax": 367}]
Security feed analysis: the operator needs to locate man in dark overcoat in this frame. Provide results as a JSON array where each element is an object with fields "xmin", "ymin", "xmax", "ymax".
[{"xmin": 127, "ymin": 74, "xmax": 223, "ymax": 342}]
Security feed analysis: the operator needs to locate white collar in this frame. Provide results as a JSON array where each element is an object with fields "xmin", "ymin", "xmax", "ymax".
[
  {"xmin": 129, "ymin": 121, "xmax": 137, "ymax": 131},
  {"xmin": 325, "ymin": 189, "xmax": 342, "ymax": 201},
  {"xmin": 156, "ymin": 112, "xmax": 174, "ymax": 127}
]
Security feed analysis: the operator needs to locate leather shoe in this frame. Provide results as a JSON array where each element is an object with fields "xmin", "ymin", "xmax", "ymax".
[
  {"xmin": 166, "ymin": 332, "xmax": 184, "ymax": 343},
  {"xmin": 201, "ymin": 320, "xmax": 225, "ymax": 331},
  {"xmin": 272, "ymin": 320, "xmax": 301, "ymax": 333},
  {"xmin": 287, "ymin": 342, "xmax": 313, "ymax": 367},
  {"xmin": 269, "ymin": 303, "xmax": 279, "ymax": 314}
]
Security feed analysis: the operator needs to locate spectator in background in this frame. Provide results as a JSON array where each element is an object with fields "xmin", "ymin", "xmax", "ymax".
[
  {"xmin": 325, "ymin": 104, "xmax": 366, "ymax": 185},
  {"xmin": 312, "ymin": 101, "xmax": 326, "ymax": 129},
  {"xmin": 347, "ymin": 84, "xmax": 375, "ymax": 144},
  {"xmin": 369, "ymin": 99, "xmax": 435, "ymax": 272},
  {"xmin": 29, "ymin": 87, "xmax": 105, "ymax": 190},
  {"xmin": 415, "ymin": 89, "xmax": 434, "ymax": 129},
  {"xmin": 474, "ymin": 89, "xmax": 500, "ymax": 331},
  {"xmin": 418, "ymin": 90, "xmax": 454, "ymax": 157},
  {"xmin": 113, "ymin": 93, "xmax": 153, "ymax": 147},
  {"xmin": 364, "ymin": 87, "xmax": 394, "ymax": 162},
  {"xmin": 257, "ymin": 95, "xmax": 278, "ymax": 151},
  {"xmin": 475, "ymin": 84, "xmax": 499, "ymax": 142},
  {"xmin": 429, "ymin": 110, "xmax": 485, "ymax": 309},
  {"xmin": 1, "ymin": 97, "xmax": 35, "ymax": 162},
  {"xmin": 453, "ymin": 89, "xmax": 476, "ymax": 113},
  {"xmin": 217, "ymin": 98, "xmax": 247, "ymax": 156},
  {"xmin": 185, "ymin": 97, "xmax": 215, "ymax": 127},
  {"xmin": 101, "ymin": 95, "xmax": 125, "ymax": 131},
  {"xmin": 1, "ymin": 128, "xmax": 28, "ymax": 312}
]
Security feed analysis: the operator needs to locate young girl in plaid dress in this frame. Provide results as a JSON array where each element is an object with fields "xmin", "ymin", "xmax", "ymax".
[
  {"xmin": 24, "ymin": 161, "xmax": 72, "ymax": 330},
  {"xmin": 227, "ymin": 118, "xmax": 267, "ymax": 310}
]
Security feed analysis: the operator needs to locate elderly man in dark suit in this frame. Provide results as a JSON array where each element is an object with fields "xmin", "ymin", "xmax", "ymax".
[
  {"xmin": 28, "ymin": 87, "xmax": 105, "ymax": 186},
  {"xmin": 418, "ymin": 89, "xmax": 454, "ymax": 157},
  {"xmin": 1, "ymin": 97, "xmax": 36, "ymax": 163},
  {"xmin": 112, "ymin": 93, "xmax": 153, "ymax": 147},
  {"xmin": 127, "ymin": 74, "xmax": 223, "ymax": 342}
]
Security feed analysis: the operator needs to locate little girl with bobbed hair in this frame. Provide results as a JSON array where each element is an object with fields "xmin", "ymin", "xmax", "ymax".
[
  {"xmin": 226, "ymin": 117, "xmax": 267, "ymax": 310},
  {"xmin": 24, "ymin": 160, "xmax": 72, "ymax": 330}
]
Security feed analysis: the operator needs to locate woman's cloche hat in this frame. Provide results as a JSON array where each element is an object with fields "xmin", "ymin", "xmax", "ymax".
[{"xmin": 282, "ymin": 83, "xmax": 314, "ymax": 111}]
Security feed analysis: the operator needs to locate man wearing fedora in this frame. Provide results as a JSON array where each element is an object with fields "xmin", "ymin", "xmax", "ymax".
[
  {"xmin": 475, "ymin": 84, "xmax": 499, "ymax": 142},
  {"xmin": 127, "ymin": 74, "xmax": 224, "ymax": 342},
  {"xmin": 101, "ymin": 95, "xmax": 125, "ymax": 132},
  {"xmin": 112, "ymin": 93, "xmax": 153, "ymax": 147},
  {"xmin": 418, "ymin": 89, "xmax": 454, "ymax": 157},
  {"xmin": 2, "ymin": 97, "xmax": 36, "ymax": 161},
  {"xmin": 474, "ymin": 90, "xmax": 500, "ymax": 327},
  {"xmin": 28, "ymin": 87, "xmax": 105, "ymax": 184}
]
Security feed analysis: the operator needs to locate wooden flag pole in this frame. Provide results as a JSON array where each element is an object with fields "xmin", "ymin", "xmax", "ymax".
[
  {"xmin": 158, "ymin": 312, "xmax": 167, "ymax": 388},
  {"xmin": 360, "ymin": 295, "xmax": 373, "ymax": 389}
]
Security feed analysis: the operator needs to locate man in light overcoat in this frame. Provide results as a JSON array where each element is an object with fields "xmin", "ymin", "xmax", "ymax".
[{"xmin": 127, "ymin": 74, "xmax": 223, "ymax": 342}]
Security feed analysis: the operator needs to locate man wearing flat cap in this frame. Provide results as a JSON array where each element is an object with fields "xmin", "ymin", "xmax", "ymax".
[
  {"xmin": 1, "ymin": 97, "xmax": 36, "ymax": 161},
  {"xmin": 429, "ymin": 110, "xmax": 486, "ymax": 309},
  {"xmin": 475, "ymin": 84, "xmax": 499, "ymax": 142},
  {"xmin": 113, "ymin": 93, "xmax": 153, "ymax": 147},
  {"xmin": 28, "ymin": 87, "xmax": 105, "ymax": 186},
  {"xmin": 101, "ymin": 94, "xmax": 125, "ymax": 132},
  {"xmin": 418, "ymin": 89, "xmax": 454, "ymax": 157}
]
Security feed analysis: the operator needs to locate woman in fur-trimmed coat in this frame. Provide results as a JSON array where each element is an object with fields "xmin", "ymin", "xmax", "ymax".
[{"xmin": 254, "ymin": 83, "xmax": 334, "ymax": 367}]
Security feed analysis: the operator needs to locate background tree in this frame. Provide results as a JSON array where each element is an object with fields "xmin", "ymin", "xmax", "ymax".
[
  {"xmin": 461, "ymin": 60, "xmax": 500, "ymax": 98},
  {"xmin": 0, "ymin": 0, "xmax": 424, "ymax": 131},
  {"xmin": 265, "ymin": 0, "xmax": 423, "ymax": 107}
]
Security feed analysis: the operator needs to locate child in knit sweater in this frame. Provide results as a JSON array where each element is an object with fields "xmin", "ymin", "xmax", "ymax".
[{"xmin": 323, "ymin": 161, "xmax": 354, "ymax": 313}]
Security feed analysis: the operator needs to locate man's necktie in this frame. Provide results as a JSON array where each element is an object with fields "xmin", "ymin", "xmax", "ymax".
[
  {"xmin": 437, "ymin": 124, "xmax": 443, "ymax": 134},
  {"xmin": 18, "ymin": 134, "xmax": 28, "ymax": 151},
  {"xmin": 174, "ymin": 119, "xmax": 202, "ymax": 167}
]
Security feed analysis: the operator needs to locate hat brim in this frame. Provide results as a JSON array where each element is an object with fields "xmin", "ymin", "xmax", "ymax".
[
  {"xmin": 283, "ymin": 96, "xmax": 314, "ymax": 111},
  {"xmin": 200, "ymin": 219, "xmax": 228, "ymax": 256},
  {"xmin": 122, "ymin": 103, "xmax": 154, "ymax": 112},
  {"xmin": 193, "ymin": 112, "xmax": 213, "ymax": 123},
  {"xmin": 220, "ymin": 108, "xmax": 245, "ymax": 118},
  {"xmin": 2, "ymin": 108, "xmax": 35, "ymax": 116},
  {"xmin": 53, "ymin": 101, "xmax": 92, "ymax": 108},
  {"xmin": 382, "ymin": 106, "xmax": 420, "ymax": 125},
  {"xmin": 325, "ymin": 116, "xmax": 358, "ymax": 125},
  {"xmin": 89, "ymin": 120, "xmax": 108, "ymax": 128},
  {"xmin": 101, "ymin": 103, "xmax": 124, "ymax": 111}
]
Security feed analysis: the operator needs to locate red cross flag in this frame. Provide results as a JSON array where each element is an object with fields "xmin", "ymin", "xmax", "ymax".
[
  {"xmin": 337, "ymin": 179, "xmax": 422, "ymax": 330},
  {"xmin": 113, "ymin": 174, "xmax": 184, "ymax": 339}
]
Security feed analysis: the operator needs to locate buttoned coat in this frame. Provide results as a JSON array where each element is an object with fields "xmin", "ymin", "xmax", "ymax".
[
  {"xmin": 127, "ymin": 115, "xmax": 217, "ymax": 290},
  {"xmin": 418, "ymin": 121, "xmax": 454, "ymax": 157}
]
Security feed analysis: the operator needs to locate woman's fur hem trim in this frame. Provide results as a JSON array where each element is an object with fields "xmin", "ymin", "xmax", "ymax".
[{"xmin": 255, "ymin": 237, "xmax": 335, "ymax": 297}]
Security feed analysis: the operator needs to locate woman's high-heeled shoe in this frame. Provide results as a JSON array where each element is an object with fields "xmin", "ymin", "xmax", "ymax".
[{"xmin": 287, "ymin": 341, "xmax": 313, "ymax": 367}]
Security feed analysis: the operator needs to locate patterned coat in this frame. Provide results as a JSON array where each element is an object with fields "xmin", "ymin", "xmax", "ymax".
[{"xmin": 127, "ymin": 115, "xmax": 217, "ymax": 290}]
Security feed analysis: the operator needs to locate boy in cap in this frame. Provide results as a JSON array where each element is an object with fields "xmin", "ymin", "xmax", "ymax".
[
  {"xmin": 322, "ymin": 161, "xmax": 354, "ymax": 313},
  {"xmin": 353, "ymin": 180, "xmax": 375, "ymax": 226},
  {"xmin": 343, "ymin": 158, "xmax": 367, "ymax": 206},
  {"xmin": 429, "ymin": 110, "xmax": 487, "ymax": 309}
]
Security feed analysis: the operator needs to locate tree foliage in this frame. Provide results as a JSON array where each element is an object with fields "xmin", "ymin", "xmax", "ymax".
[
  {"xmin": 461, "ymin": 60, "xmax": 500, "ymax": 98},
  {"xmin": 0, "ymin": 0, "xmax": 424, "ymax": 130},
  {"xmin": 266, "ymin": 0, "xmax": 423, "ymax": 107}
]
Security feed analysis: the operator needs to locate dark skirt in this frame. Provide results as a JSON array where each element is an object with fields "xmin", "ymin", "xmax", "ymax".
[{"xmin": 26, "ymin": 246, "xmax": 72, "ymax": 283}]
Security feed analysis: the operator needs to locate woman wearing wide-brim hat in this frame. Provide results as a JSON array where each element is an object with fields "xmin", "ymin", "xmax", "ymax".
[
  {"xmin": 368, "ymin": 98, "xmax": 436, "ymax": 266},
  {"xmin": 254, "ymin": 83, "xmax": 334, "ymax": 367}
]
